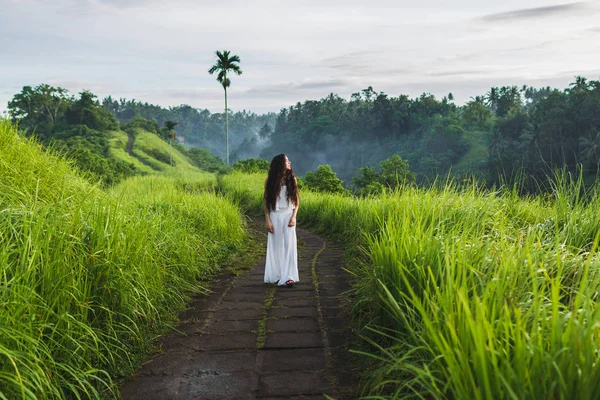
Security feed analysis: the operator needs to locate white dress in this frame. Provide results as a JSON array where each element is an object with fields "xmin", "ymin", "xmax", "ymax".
[{"xmin": 264, "ymin": 186, "xmax": 299, "ymax": 285}]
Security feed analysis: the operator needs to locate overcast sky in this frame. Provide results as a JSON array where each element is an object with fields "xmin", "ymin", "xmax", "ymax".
[{"xmin": 1, "ymin": 0, "xmax": 599, "ymax": 115}]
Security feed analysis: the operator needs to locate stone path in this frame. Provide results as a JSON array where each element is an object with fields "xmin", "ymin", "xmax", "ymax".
[{"xmin": 119, "ymin": 224, "xmax": 358, "ymax": 399}]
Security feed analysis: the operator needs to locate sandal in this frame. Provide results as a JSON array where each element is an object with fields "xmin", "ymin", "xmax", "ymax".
[{"xmin": 285, "ymin": 280, "xmax": 294, "ymax": 288}]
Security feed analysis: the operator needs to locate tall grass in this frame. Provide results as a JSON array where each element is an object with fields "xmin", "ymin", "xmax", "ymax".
[
  {"xmin": 130, "ymin": 128, "xmax": 194, "ymax": 170},
  {"xmin": 107, "ymin": 130, "xmax": 154, "ymax": 174},
  {"xmin": 220, "ymin": 171, "xmax": 600, "ymax": 399},
  {"xmin": 0, "ymin": 119, "xmax": 245, "ymax": 399}
]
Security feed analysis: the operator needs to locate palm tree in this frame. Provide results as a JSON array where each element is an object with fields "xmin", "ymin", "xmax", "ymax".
[
  {"xmin": 569, "ymin": 75, "xmax": 589, "ymax": 93},
  {"xmin": 579, "ymin": 130, "xmax": 600, "ymax": 168},
  {"xmin": 208, "ymin": 50, "xmax": 243, "ymax": 166},
  {"xmin": 165, "ymin": 120, "xmax": 177, "ymax": 166},
  {"xmin": 485, "ymin": 87, "xmax": 498, "ymax": 113}
]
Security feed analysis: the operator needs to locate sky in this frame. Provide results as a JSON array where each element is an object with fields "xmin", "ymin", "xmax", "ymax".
[{"xmin": 1, "ymin": 0, "xmax": 600, "ymax": 115}]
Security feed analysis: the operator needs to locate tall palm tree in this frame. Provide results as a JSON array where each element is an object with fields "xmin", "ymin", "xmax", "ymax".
[
  {"xmin": 208, "ymin": 50, "xmax": 242, "ymax": 166},
  {"xmin": 165, "ymin": 120, "xmax": 177, "ymax": 166},
  {"xmin": 485, "ymin": 87, "xmax": 498, "ymax": 113},
  {"xmin": 569, "ymin": 75, "xmax": 589, "ymax": 93}
]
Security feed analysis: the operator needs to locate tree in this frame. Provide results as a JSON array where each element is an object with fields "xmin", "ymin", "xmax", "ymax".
[
  {"xmin": 304, "ymin": 165, "xmax": 346, "ymax": 194},
  {"xmin": 164, "ymin": 120, "xmax": 178, "ymax": 166},
  {"xmin": 232, "ymin": 157, "xmax": 270, "ymax": 173},
  {"xmin": 208, "ymin": 50, "xmax": 243, "ymax": 166},
  {"xmin": 485, "ymin": 87, "xmax": 499, "ymax": 113},
  {"xmin": 579, "ymin": 130, "xmax": 600, "ymax": 170},
  {"xmin": 353, "ymin": 166, "xmax": 384, "ymax": 196},
  {"xmin": 461, "ymin": 100, "xmax": 493, "ymax": 129},
  {"xmin": 8, "ymin": 84, "xmax": 72, "ymax": 134},
  {"xmin": 569, "ymin": 76, "xmax": 589, "ymax": 93},
  {"xmin": 65, "ymin": 90, "xmax": 118, "ymax": 131},
  {"xmin": 380, "ymin": 155, "xmax": 415, "ymax": 188},
  {"xmin": 259, "ymin": 122, "xmax": 273, "ymax": 140}
]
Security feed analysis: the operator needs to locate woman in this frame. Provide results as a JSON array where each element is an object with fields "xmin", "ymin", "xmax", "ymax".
[{"xmin": 264, "ymin": 154, "xmax": 299, "ymax": 287}]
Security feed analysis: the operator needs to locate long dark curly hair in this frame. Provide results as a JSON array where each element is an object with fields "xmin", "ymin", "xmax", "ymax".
[{"xmin": 264, "ymin": 154, "xmax": 298, "ymax": 211}]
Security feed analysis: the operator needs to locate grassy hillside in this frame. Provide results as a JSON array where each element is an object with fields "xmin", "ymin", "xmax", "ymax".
[
  {"xmin": 108, "ymin": 127, "xmax": 199, "ymax": 174},
  {"xmin": 107, "ymin": 130, "xmax": 155, "ymax": 173},
  {"xmin": 0, "ymin": 119, "xmax": 245, "ymax": 399},
  {"xmin": 221, "ymin": 171, "xmax": 600, "ymax": 399},
  {"xmin": 130, "ymin": 128, "xmax": 195, "ymax": 171}
]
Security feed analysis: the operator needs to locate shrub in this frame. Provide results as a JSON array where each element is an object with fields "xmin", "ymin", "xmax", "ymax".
[
  {"xmin": 303, "ymin": 165, "xmax": 346, "ymax": 194},
  {"xmin": 232, "ymin": 158, "xmax": 270, "ymax": 173}
]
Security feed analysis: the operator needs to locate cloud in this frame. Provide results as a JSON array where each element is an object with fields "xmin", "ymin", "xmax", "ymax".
[
  {"xmin": 245, "ymin": 79, "xmax": 351, "ymax": 96},
  {"xmin": 428, "ymin": 69, "xmax": 500, "ymax": 77},
  {"xmin": 318, "ymin": 51, "xmax": 416, "ymax": 78},
  {"xmin": 479, "ymin": 2, "xmax": 588, "ymax": 22}
]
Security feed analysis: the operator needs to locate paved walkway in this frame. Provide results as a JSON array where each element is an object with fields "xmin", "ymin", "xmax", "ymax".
[{"xmin": 120, "ymin": 224, "xmax": 359, "ymax": 399}]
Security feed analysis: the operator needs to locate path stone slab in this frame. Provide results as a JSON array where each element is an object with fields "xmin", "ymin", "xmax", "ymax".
[
  {"xmin": 178, "ymin": 308, "xmax": 213, "ymax": 321},
  {"xmin": 219, "ymin": 300, "xmax": 264, "ymax": 310},
  {"xmin": 276, "ymin": 290, "xmax": 316, "ymax": 298},
  {"xmin": 162, "ymin": 332, "xmax": 257, "ymax": 352},
  {"xmin": 120, "ymin": 352, "xmax": 258, "ymax": 400},
  {"xmin": 186, "ymin": 370, "xmax": 259, "ymax": 399},
  {"xmin": 227, "ymin": 285, "xmax": 271, "ymax": 293},
  {"xmin": 267, "ymin": 318, "xmax": 319, "ymax": 333},
  {"xmin": 320, "ymin": 307, "xmax": 344, "ymax": 318},
  {"xmin": 212, "ymin": 308, "xmax": 263, "ymax": 321},
  {"xmin": 233, "ymin": 278, "xmax": 265, "ymax": 286},
  {"xmin": 319, "ymin": 297, "xmax": 348, "ymax": 308},
  {"xmin": 318, "ymin": 282, "xmax": 350, "ymax": 293},
  {"xmin": 322, "ymin": 317, "xmax": 347, "ymax": 331},
  {"xmin": 264, "ymin": 332, "xmax": 323, "ymax": 349},
  {"xmin": 172, "ymin": 323, "xmax": 204, "ymax": 336},
  {"xmin": 316, "ymin": 287, "xmax": 345, "ymax": 296},
  {"xmin": 225, "ymin": 291, "xmax": 266, "ymax": 302},
  {"xmin": 258, "ymin": 370, "xmax": 330, "ymax": 397},
  {"xmin": 272, "ymin": 298, "xmax": 318, "ymax": 308},
  {"xmin": 204, "ymin": 319, "xmax": 259, "ymax": 334},
  {"xmin": 326, "ymin": 331, "xmax": 348, "ymax": 348},
  {"xmin": 261, "ymin": 396, "xmax": 327, "ymax": 400},
  {"xmin": 270, "ymin": 307, "xmax": 317, "ymax": 318},
  {"xmin": 258, "ymin": 348, "xmax": 327, "ymax": 371}
]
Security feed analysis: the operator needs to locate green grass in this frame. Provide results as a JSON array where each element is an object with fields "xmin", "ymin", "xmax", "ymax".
[
  {"xmin": 0, "ymin": 119, "xmax": 246, "ymax": 399},
  {"xmin": 220, "ymin": 171, "xmax": 600, "ymax": 399},
  {"xmin": 130, "ymin": 128, "xmax": 194, "ymax": 171},
  {"xmin": 107, "ymin": 130, "xmax": 155, "ymax": 174}
]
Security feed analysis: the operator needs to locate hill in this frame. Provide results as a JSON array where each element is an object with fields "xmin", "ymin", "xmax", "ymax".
[{"xmin": 108, "ymin": 128, "xmax": 197, "ymax": 173}]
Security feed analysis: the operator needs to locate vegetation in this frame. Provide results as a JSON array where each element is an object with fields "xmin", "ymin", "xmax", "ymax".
[
  {"xmin": 232, "ymin": 157, "xmax": 270, "ymax": 173},
  {"xmin": 353, "ymin": 154, "xmax": 415, "ymax": 196},
  {"xmin": 220, "ymin": 170, "xmax": 600, "ymax": 399},
  {"xmin": 304, "ymin": 165, "xmax": 347, "ymax": 194},
  {"xmin": 8, "ymin": 76, "xmax": 600, "ymax": 193},
  {"xmin": 164, "ymin": 120, "xmax": 178, "ymax": 166},
  {"xmin": 208, "ymin": 50, "xmax": 243, "ymax": 166},
  {"xmin": 0, "ymin": 119, "xmax": 246, "ymax": 399},
  {"xmin": 8, "ymin": 85, "xmax": 136, "ymax": 185},
  {"xmin": 186, "ymin": 147, "xmax": 228, "ymax": 173},
  {"xmin": 258, "ymin": 78, "xmax": 600, "ymax": 192},
  {"xmin": 5, "ymin": 74, "xmax": 600, "ymax": 399},
  {"xmin": 6, "ymin": 83, "xmax": 233, "ymax": 187},
  {"xmin": 101, "ymin": 97, "xmax": 275, "ymax": 163}
]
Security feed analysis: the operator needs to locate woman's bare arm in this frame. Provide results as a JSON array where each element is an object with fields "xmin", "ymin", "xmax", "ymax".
[
  {"xmin": 289, "ymin": 178, "xmax": 299, "ymax": 227},
  {"xmin": 264, "ymin": 179, "xmax": 274, "ymax": 233}
]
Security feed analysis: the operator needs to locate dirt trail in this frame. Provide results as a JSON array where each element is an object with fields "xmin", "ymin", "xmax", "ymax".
[{"xmin": 120, "ymin": 222, "xmax": 359, "ymax": 399}]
